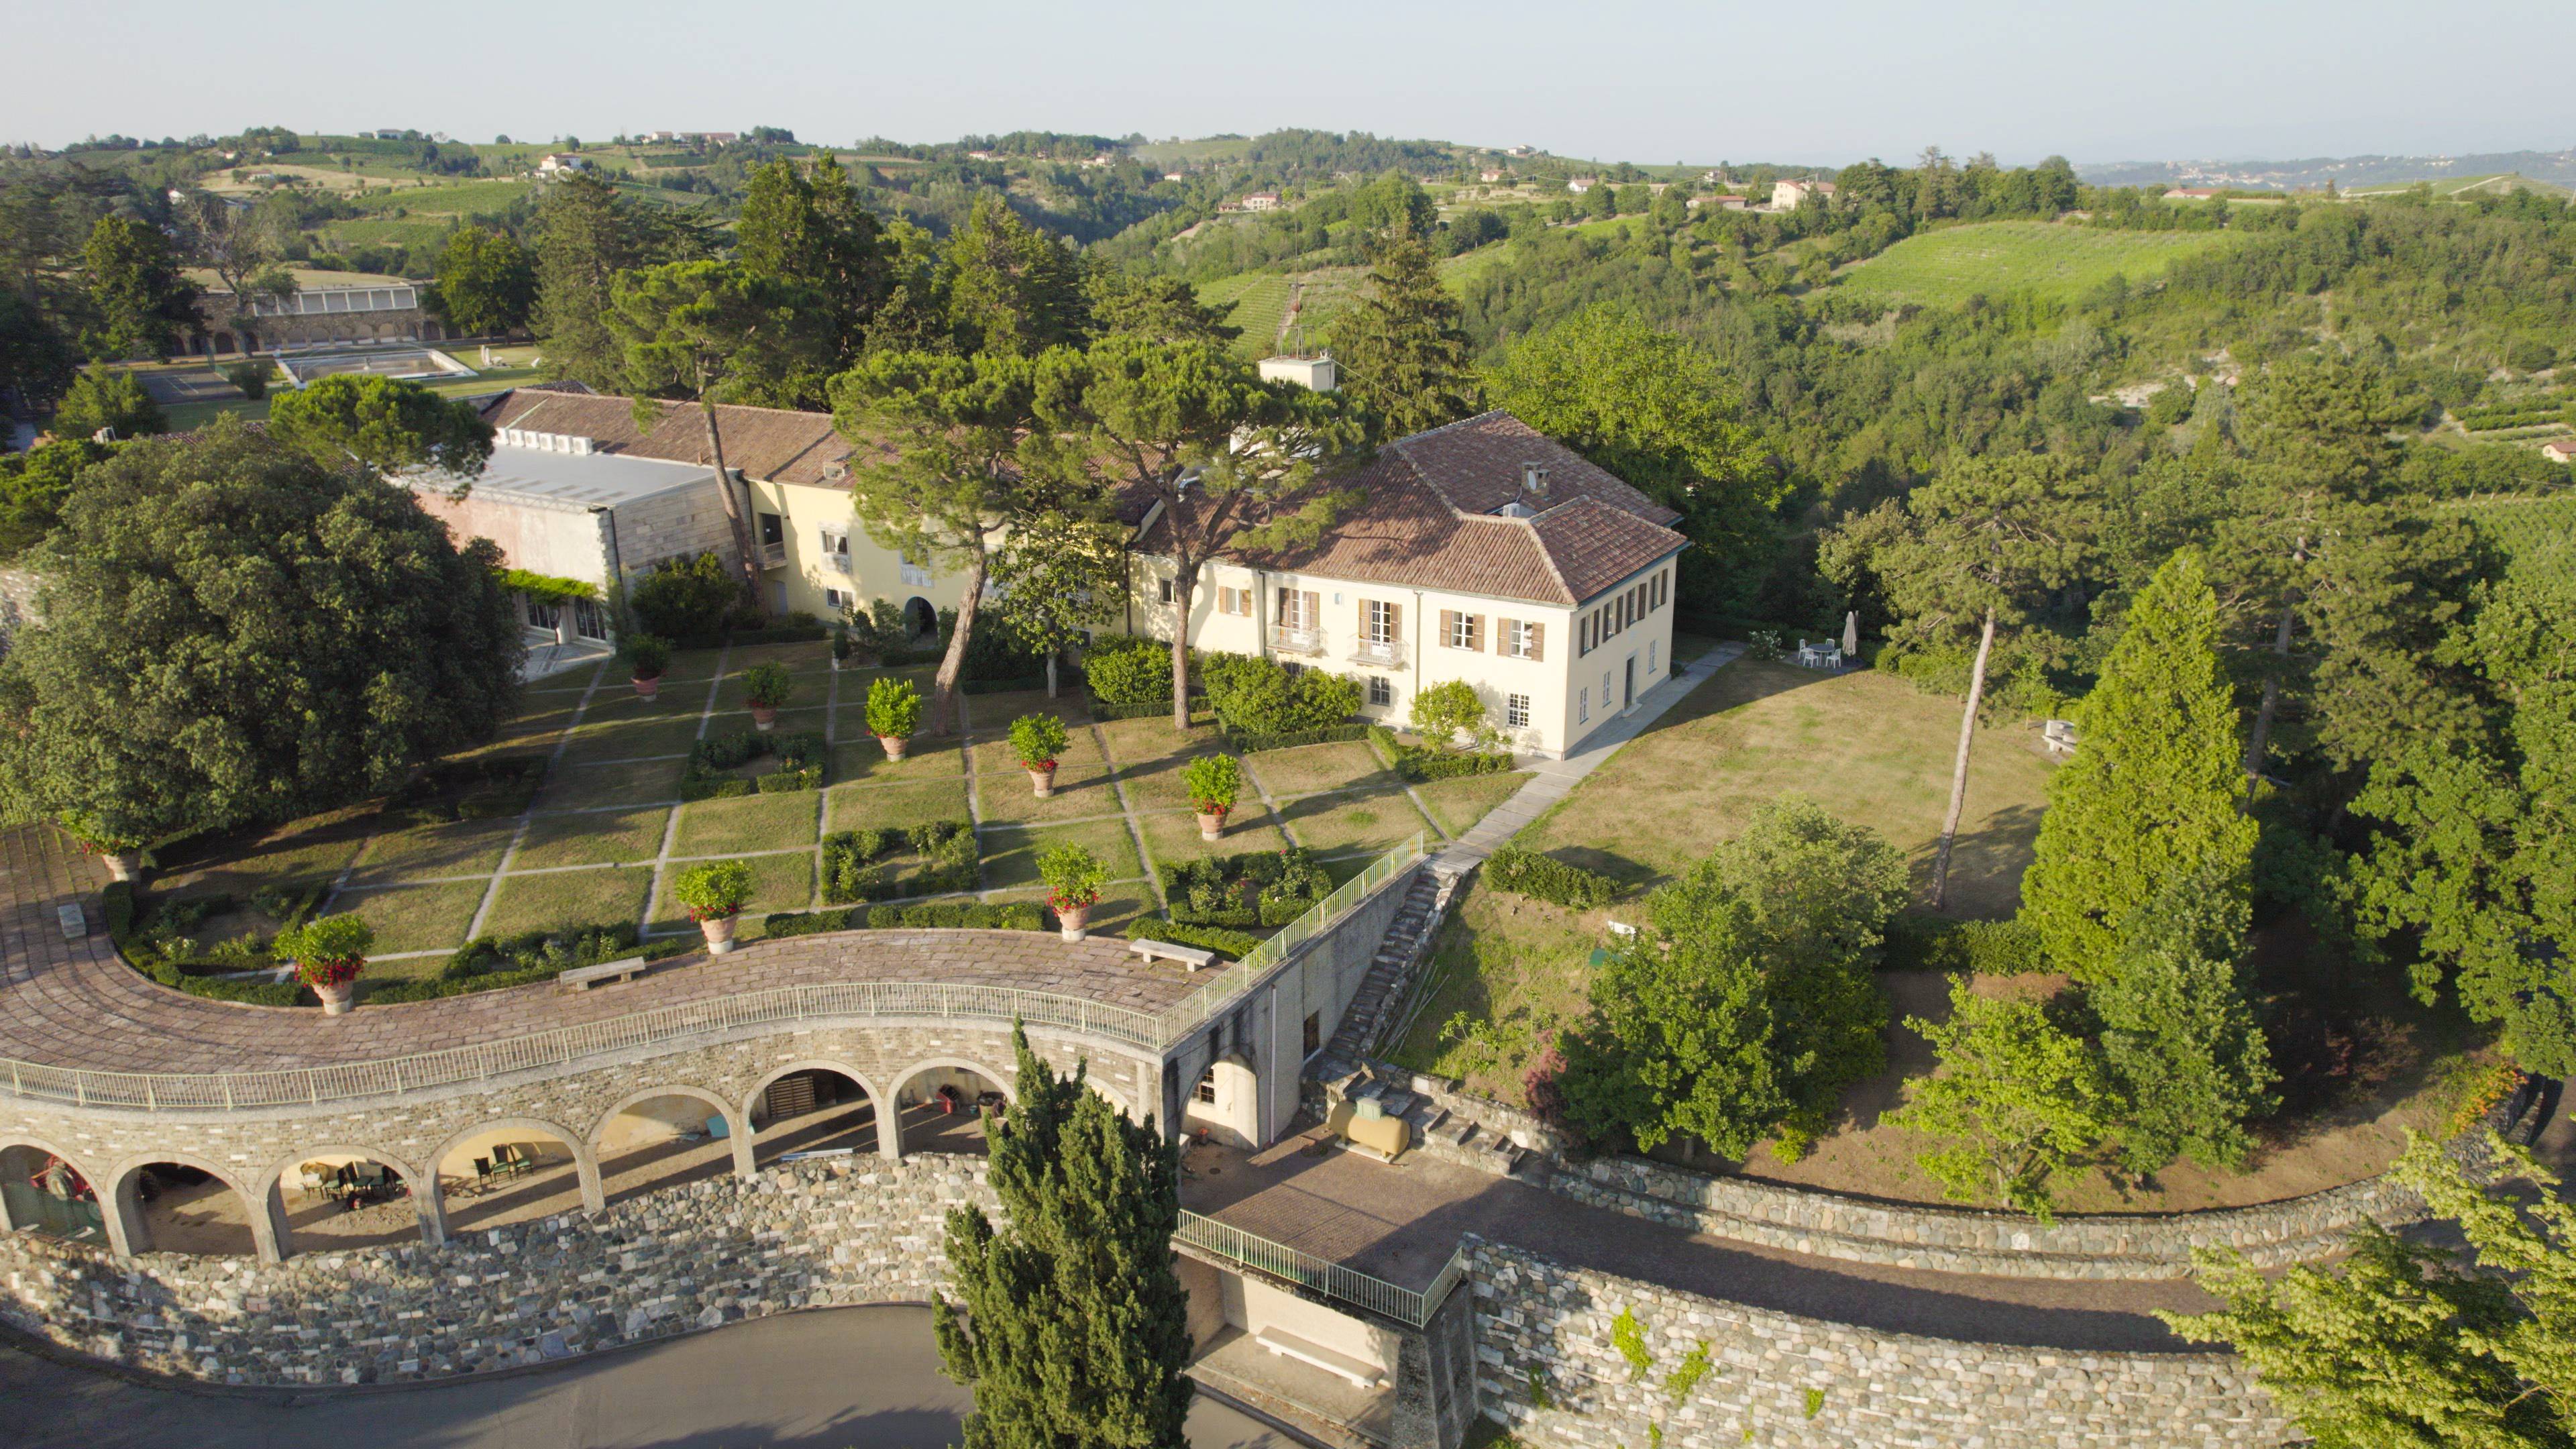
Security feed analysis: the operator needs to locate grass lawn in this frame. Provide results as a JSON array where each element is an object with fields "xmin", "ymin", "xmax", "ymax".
[
  {"xmin": 1832, "ymin": 220, "xmax": 2243, "ymax": 307},
  {"xmin": 1275, "ymin": 786, "xmax": 1434, "ymax": 857},
  {"xmin": 827, "ymin": 777, "xmax": 974, "ymax": 833},
  {"xmin": 556, "ymin": 713, "xmax": 707, "ymax": 765},
  {"xmin": 480, "ymin": 867, "xmax": 653, "ymax": 939},
  {"xmin": 828, "ymin": 733, "xmax": 965, "ymax": 786},
  {"xmin": 651, "ymin": 850, "xmax": 814, "ymax": 932},
  {"xmin": 513, "ymin": 806, "xmax": 672, "ymax": 869},
  {"xmin": 1136, "ymin": 808, "xmax": 1289, "ymax": 868},
  {"xmin": 1242, "ymin": 742, "xmax": 1395, "ymax": 796},
  {"xmin": 1412, "ymin": 771, "xmax": 1536, "ymax": 837},
  {"xmin": 343, "ymin": 819, "xmax": 517, "ymax": 887},
  {"xmin": 332, "ymin": 879, "xmax": 490, "ymax": 956},
  {"xmin": 979, "ymin": 818, "xmax": 1144, "ymax": 892},
  {"xmin": 670, "ymin": 790, "xmax": 824, "ymax": 858},
  {"xmin": 1102, "ymin": 718, "xmax": 1224, "ymax": 807},
  {"xmin": 975, "ymin": 761, "xmax": 1124, "ymax": 825},
  {"xmin": 156, "ymin": 813, "xmax": 372, "ymax": 902},
  {"xmin": 532, "ymin": 759, "xmax": 686, "ymax": 814}
]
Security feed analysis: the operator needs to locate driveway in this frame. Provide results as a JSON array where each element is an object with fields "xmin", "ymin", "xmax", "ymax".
[{"xmin": 0, "ymin": 1305, "xmax": 1298, "ymax": 1449}]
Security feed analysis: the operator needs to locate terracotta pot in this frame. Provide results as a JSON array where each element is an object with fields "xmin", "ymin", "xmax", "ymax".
[
  {"xmin": 1195, "ymin": 809, "xmax": 1228, "ymax": 843},
  {"xmin": 1027, "ymin": 763, "xmax": 1057, "ymax": 798},
  {"xmin": 1055, "ymin": 901, "xmax": 1092, "ymax": 943},
  {"xmin": 879, "ymin": 734, "xmax": 908, "ymax": 761},
  {"xmin": 633, "ymin": 673, "xmax": 661, "ymax": 701},
  {"xmin": 98, "ymin": 852, "xmax": 140, "ymax": 882},
  {"xmin": 700, "ymin": 913, "xmax": 740, "ymax": 955},
  {"xmin": 313, "ymin": 979, "xmax": 356, "ymax": 1016},
  {"xmin": 751, "ymin": 704, "xmax": 779, "ymax": 732}
]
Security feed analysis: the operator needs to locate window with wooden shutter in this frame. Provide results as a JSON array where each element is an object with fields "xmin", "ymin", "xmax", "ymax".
[{"xmin": 1526, "ymin": 621, "xmax": 1545, "ymax": 661}]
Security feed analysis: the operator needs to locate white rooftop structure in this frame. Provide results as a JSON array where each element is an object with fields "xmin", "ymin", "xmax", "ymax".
[{"xmin": 437, "ymin": 435, "xmax": 714, "ymax": 509}]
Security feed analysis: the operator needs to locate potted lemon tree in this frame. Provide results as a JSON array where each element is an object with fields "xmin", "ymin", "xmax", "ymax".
[
  {"xmin": 64, "ymin": 814, "xmax": 147, "ymax": 882},
  {"xmin": 277, "ymin": 914, "xmax": 376, "ymax": 1016},
  {"xmin": 741, "ymin": 663, "xmax": 795, "ymax": 732},
  {"xmin": 624, "ymin": 634, "xmax": 672, "ymax": 702},
  {"xmin": 867, "ymin": 677, "xmax": 922, "ymax": 761},
  {"xmin": 1038, "ymin": 842, "xmax": 1109, "ymax": 942},
  {"xmin": 676, "ymin": 859, "xmax": 753, "ymax": 954},
  {"xmin": 1183, "ymin": 753, "xmax": 1242, "ymax": 842},
  {"xmin": 1010, "ymin": 713, "xmax": 1071, "ymax": 798}
]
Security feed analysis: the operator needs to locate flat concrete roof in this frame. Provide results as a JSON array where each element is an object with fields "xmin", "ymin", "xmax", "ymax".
[{"xmin": 422, "ymin": 443, "xmax": 715, "ymax": 509}]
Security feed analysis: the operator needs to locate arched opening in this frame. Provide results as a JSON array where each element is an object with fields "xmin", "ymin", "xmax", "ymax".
[
  {"xmin": 271, "ymin": 1150, "xmax": 423, "ymax": 1254},
  {"xmin": 902, "ymin": 596, "xmax": 937, "ymax": 642},
  {"xmin": 896, "ymin": 1062, "xmax": 1010, "ymax": 1157},
  {"xmin": 212, "ymin": 331, "xmax": 234, "ymax": 356},
  {"xmin": 751, "ymin": 1067, "xmax": 883, "ymax": 1166},
  {"xmin": 113, "ymin": 1161, "xmax": 261, "ymax": 1258},
  {"xmin": 1183, "ymin": 1054, "xmax": 1261, "ymax": 1149},
  {"xmin": 595, "ymin": 1089, "xmax": 747, "ymax": 1204},
  {"xmin": 1088, "ymin": 1079, "xmax": 1137, "ymax": 1123},
  {"xmin": 0, "ymin": 1143, "xmax": 104, "ymax": 1245},
  {"xmin": 432, "ymin": 1124, "xmax": 594, "ymax": 1234}
]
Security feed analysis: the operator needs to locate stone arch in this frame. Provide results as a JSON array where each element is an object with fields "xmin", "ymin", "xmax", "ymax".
[
  {"xmin": 892, "ymin": 1056, "xmax": 1014, "ymax": 1157},
  {"xmin": 902, "ymin": 596, "xmax": 936, "ymax": 640},
  {"xmin": 257, "ymin": 1142, "xmax": 439, "ymax": 1255},
  {"xmin": 744, "ymin": 1059, "xmax": 893, "ymax": 1165},
  {"xmin": 590, "ymin": 1082, "xmax": 755, "ymax": 1187},
  {"xmin": 0, "ymin": 1132, "xmax": 108, "ymax": 1244},
  {"xmin": 105, "ymin": 1151, "xmax": 281, "ymax": 1264},
  {"xmin": 425, "ymin": 1114, "xmax": 602, "ymax": 1236}
]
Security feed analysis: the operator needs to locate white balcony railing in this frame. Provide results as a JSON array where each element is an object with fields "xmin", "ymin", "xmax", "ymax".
[
  {"xmin": 758, "ymin": 542, "xmax": 788, "ymax": 570},
  {"xmin": 1271, "ymin": 624, "xmax": 1326, "ymax": 656},
  {"xmin": 1348, "ymin": 636, "xmax": 1404, "ymax": 668}
]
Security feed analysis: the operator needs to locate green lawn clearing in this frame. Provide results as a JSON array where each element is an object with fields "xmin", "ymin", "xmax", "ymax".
[
  {"xmin": 671, "ymin": 791, "xmax": 823, "ymax": 858},
  {"xmin": 333, "ymin": 879, "xmax": 491, "ymax": 956},
  {"xmin": 979, "ymin": 818, "xmax": 1144, "ymax": 892},
  {"xmin": 1833, "ymin": 220, "xmax": 2242, "ymax": 307},
  {"xmin": 1411, "ymin": 771, "xmax": 1535, "ymax": 837},
  {"xmin": 513, "ymin": 806, "xmax": 672, "ymax": 870},
  {"xmin": 480, "ymin": 866, "xmax": 653, "ymax": 939}
]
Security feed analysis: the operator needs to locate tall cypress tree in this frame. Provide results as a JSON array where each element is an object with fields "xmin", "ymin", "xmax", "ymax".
[
  {"xmin": 2023, "ymin": 550, "xmax": 2257, "ymax": 982},
  {"xmin": 2093, "ymin": 863, "xmax": 2276, "ymax": 1172},
  {"xmin": 937, "ymin": 1026, "xmax": 1191, "ymax": 1449},
  {"xmin": 1323, "ymin": 235, "xmax": 1479, "ymax": 441},
  {"xmin": 734, "ymin": 155, "xmax": 885, "ymax": 402}
]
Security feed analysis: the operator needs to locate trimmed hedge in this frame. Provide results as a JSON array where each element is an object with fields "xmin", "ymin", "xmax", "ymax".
[
  {"xmin": 1222, "ymin": 722, "xmax": 1371, "ymax": 753},
  {"xmin": 364, "ymin": 922, "xmax": 642, "ymax": 1003},
  {"xmin": 1157, "ymin": 847, "xmax": 1331, "ymax": 928},
  {"xmin": 1081, "ymin": 635, "xmax": 1173, "ymax": 705},
  {"xmin": 682, "ymin": 728, "xmax": 825, "ymax": 801},
  {"xmin": 1091, "ymin": 697, "xmax": 1210, "ymax": 722},
  {"xmin": 1123, "ymin": 918, "xmax": 1264, "ymax": 959},
  {"xmin": 1484, "ymin": 845, "xmax": 1618, "ymax": 908},
  {"xmin": 863, "ymin": 900, "xmax": 1045, "ymax": 930},
  {"xmin": 1881, "ymin": 913, "xmax": 2045, "ymax": 975},
  {"xmin": 1371, "ymin": 724, "xmax": 1513, "ymax": 780}
]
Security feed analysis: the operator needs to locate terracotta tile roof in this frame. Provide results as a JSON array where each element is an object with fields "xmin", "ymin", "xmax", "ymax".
[
  {"xmin": 481, "ymin": 388, "xmax": 857, "ymax": 488},
  {"xmin": 1150, "ymin": 411, "xmax": 1686, "ymax": 608}
]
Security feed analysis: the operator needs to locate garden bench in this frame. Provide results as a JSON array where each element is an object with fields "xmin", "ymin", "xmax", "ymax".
[
  {"xmin": 2041, "ymin": 719, "xmax": 2079, "ymax": 756},
  {"xmin": 557, "ymin": 956, "xmax": 649, "ymax": 991},
  {"xmin": 1127, "ymin": 938, "xmax": 1218, "ymax": 973}
]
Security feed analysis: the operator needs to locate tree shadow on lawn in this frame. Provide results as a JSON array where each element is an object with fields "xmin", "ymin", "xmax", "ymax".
[
  {"xmin": 1617, "ymin": 653, "xmax": 1845, "ymax": 747},
  {"xmin": 1902, "ymin": 802, "xmax": 2045, "ymax": 919},
  {"xmin": 1533, "ymin": 844, "xmax": 1658, "ymax": 892}
]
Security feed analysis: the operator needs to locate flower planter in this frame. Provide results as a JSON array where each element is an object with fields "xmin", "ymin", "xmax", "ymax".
[
  {"xmin": 1027, "ymin": 762, "xmax": 1058, "ymax": 798},
  {"xmin": 633, "ymin": 674, "xmax": 661, "ymax": 701},
  {"xmin": 700, "ymin": 912, "xmax": 740, "ymax": 955},
  {"xmin": 750, "ymin": 705, "xmax": 779, "ymax": 732},
  {"xmin": 1054, "ymin": 900, "xmax": 1092, "ymax": 943},
  {"xmin": 1195, "ymin": 808, "xmax": 1228, "ymax": 843},
  {"xmin": 313, "ymin": 980, "xmax": 356, "ymax": 1016},
  {"xmin": 879, "ymin": 734, "xmax": 908, "ymax": 761},
  {"xmin": 97, "ymin": 852, "xmax": 140, "ymax": 882}
]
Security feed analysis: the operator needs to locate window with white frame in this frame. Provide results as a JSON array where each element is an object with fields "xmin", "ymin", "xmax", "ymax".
[
  {"xmin": 824, "ymin": 587, "xmax": 848, "ymax": 610},
  {"xmin": 1506, "ymin": 692, "xmax": 1531, "ymax": 728},
  {"xmin": 1503, "ymin": 619, "xmax": 1542, "ymax": 660},
  {"xmin": 1603, "ymin": 669, "xmax": 1614, "ymax": 702},
  {"xmin": 1648, "ymin": 640, "xmax": 1659, "ymax": 674},
  {"xmin": 1218, "ymin": 586, "xmax": 1252, "ymax": 616},
  {"xmin": 1368, "ymin": 675, "xmax": 1393, "ymax": 707},
  {"xmin": 1444, "ymin": 610, "xmax": 1483, "ymax": 650},
  {"xmin": 899, "ymin": 547, "xmax": 932, "ymax": 588},
  {"xmin": 1364, "ymin": 598, "xmax": 1397, "ymax": 644},
  {"xmin": 1578, "ymin": 687, "xmax": 1590, "ymax": 724},
  {"xmin": 572, "ymin": 596, "xmax": 607, "ymax": 641}
]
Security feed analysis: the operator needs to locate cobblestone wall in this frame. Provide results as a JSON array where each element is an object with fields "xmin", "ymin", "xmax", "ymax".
[
  {"xmin": 0, "ymin": 1153, "xmax": 996, "ymax": 1386},
  {"xmin": 1466, "ymin": 1239, "xmax": 2293, "ymax": 1449}
]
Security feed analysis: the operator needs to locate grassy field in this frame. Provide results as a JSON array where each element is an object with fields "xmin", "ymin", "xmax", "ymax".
[
  {"xmin": 136, "ymin": 639, "xmax": 1517, "ymax": 996},
  {"xmin": 2343, "ymin": 172, "xmax": 2572, "ymax": 201},
  {"xmin": 2435, "ymin": 492, "xmax": 2576, "ymax": 563},
  {"xmin": 1833, "ymin": 220, "xmax": 2243, "ymax": 307},
  {"xmin": 1195, "ymin": 273, "xmax": 1293, "ymax": 358}
]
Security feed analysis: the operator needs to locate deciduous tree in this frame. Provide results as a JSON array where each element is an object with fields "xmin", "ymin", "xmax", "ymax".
[
  {"xmin": 266, "ymin": 374, "xmax": 494, "ymax": 480},
  {"xmin": 428, "ymin": 226, "xmax": 536, "ymax": 337},
  {"xmin": 1887, "ymin": 981, "xmax": 2113, "ymax": 1218},
  {"xmin": 937, "ymin": 1026, "xmax": 1192, "ymax": 1449},
  {"xmin": 989, "ymin": 514, "xmax": 1126, "ymax": 698},
  {"xmin": 49, "ymin": 364, "xmax": 163, "ymax": 440}
]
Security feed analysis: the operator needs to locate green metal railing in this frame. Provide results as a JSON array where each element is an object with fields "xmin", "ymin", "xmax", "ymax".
[
  {"xmin": 0, "ymin": 836, "xmax": 1426, "ymax": 1115},
  {"xmin": 1175, "ymin": 1208, "xmax": 1468, "ymax": 1328}
]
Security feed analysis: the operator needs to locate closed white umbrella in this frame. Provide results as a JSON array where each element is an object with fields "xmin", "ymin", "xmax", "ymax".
[{"xmin": 1843, "ymin": 610, "xmax": 1860, "ymax": 659}]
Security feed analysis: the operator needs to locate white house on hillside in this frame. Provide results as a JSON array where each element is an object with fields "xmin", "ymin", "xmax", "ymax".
[{"xmin": 1121, "ymin": 412, "xmax": 1687, "ymax": 758}]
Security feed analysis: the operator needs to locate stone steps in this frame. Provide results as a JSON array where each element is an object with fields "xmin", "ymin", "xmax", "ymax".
[{"xmin": 1316, "ymin": 870, "xmax": 1454, "ymax": 1070}]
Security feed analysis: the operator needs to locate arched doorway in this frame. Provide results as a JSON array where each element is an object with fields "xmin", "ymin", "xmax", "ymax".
[
  {"xmin": 110, "ymin": 1159, "xmax": 266, "ymax": 1259},
  {"xmin": 749, "ymin": 1066, "xmax": 885, "ymax": 1165},
  {"xmin": 594, "ymin": 1087, "xmax": 751, "ymax": 1204},
  {"xmin": 429, "ymin": 1121, "xmax": 599, "ymax": 1234},
  {"xmin": 1183, "ymin": 1054, "xmax": 1260, "ymax": 1148},
  {"xmin": 902, "ymin": 596, "xmax": 937, "ymax": 642},
  {"xmin": 0, "ymin": 1142, "xmax": 104, "ymax": 1245},
  {"xmin": 268, "ymin": 1148, "xmax": 429, "ymax": 1254},
  {"xmin": 894, "ymin": 1062, "xmax": 1011, "ymax": 1157}
]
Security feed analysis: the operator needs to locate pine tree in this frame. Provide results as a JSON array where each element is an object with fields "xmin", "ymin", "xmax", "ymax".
[
  {"xmin": 1323, "ymin": 235, "xmax": 1480, "ymax": 441},
  {"xmin": 2092, "ymin": 864, "xmax": 2276, "ymax": 1172},
  {"xmin": 944, "ymin": 197, "xmax": 1086, "ymax": 358},
  {"xmin": 81, "ymin": 214, "xmax": 198, "ymax": 360},
  {"xmin": 532, "ymin": 171, "xmax": 706, "ymax": 390},
  {"xmin": 2023, "ymin": 550, "xmax": 2257, "ymax": 982},
  {"xmin": 936, "ymin": 1026, "xmax": 1192, "ymax": 1449},
  {"xmin": 733, "ymin": 155, "xmax": 885, "ymax": 402}
]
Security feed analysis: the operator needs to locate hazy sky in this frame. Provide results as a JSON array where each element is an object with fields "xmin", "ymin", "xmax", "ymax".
[{"xmin": 9, "ymin": 0, "xmax": 2571, "ymax": 165}]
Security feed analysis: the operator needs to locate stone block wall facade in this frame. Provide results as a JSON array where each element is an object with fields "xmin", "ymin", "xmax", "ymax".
[
  {"xmin": 1466, "ymin": 1239, "xmax": 2294, "ymax": 1449},
  {"xmin": 0, "ymin": 1153, "xmax": 996, "ymax": 1387}
]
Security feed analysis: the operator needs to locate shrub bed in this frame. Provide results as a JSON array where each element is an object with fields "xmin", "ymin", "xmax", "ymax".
[
  {"xmin": 1201, "ymin": 653, "xmax": 1363, "ymax": 735},
  {"xmin": 1122, "ymin": 918, "xmax": 1265, "ymax": 959},
  {"xmin": 822, "ymin": 819, "xmax": 977, "ymax": 903},
  {"xmin": 1880, "ymin": 913, "xmax": 2044, "ymax": 974},
  {"xmin": 364, "ymin": 922, "xmax": 653, "ymax": 1003},
  {"xmin": 864, "ymin": 900, "xmax": 1045, "ymax": 930},
  {"xmin": 1483, "ymin": 845, "xmax": 1619, "ymax": 908},
  {"xmin": 1081, "ymin": 635, "xmax": 1173, "ymax": 705},
  {"xmin": 681, "ymin": 729, "xmax": 825, "ymax": 800},
  {"xmin": 1370, "ymin": 725, "xmax": 1513, "ymax": 780},
  {"xmin": 1157, "ymin": 847, "xmax": 1332, "ymax": 928},
  {"xmin": 1222, "ymin": 722, "xmax": 1371, "ymax": 753}
]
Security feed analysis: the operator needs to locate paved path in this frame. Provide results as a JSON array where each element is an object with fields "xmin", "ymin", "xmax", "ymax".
[
  {"xmin": 1434, "ymin": 643, "xmax": 1741, "ymax": 870},
  {"xmin": 0, "ymin": 1305, "xmax": 1298, "ymax": 1449}
]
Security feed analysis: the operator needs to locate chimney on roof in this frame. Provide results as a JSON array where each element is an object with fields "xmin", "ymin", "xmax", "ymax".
[{"xmin": 1521, "ymin": 462, "xmax": 1550, "ymax": 500}]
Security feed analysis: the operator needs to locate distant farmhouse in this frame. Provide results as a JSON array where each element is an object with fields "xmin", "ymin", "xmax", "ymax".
[
  {"xmin": 643, "ymin": 130, "xmax": 739, "ymax": 144},
  {"xmin": 1565, "ymin": 176, "xmax": 1597, "ymax": 194},
  {"xmin": 2542, "ymin": 437, "xmax": 2576, "ymax": 465},
  {"xmin": 1769, "ymin": 178, "xmax": 1837, "ymax": 209},
  {"xmin": 1688, "ymin": 193, "xmax": 1751, "ymax": 211},
  {"xmin": 1218, "ymin": 192, "xmax": 1283, "ymax": 213},
  {"xmin": 537, "ymin": 153, "xmax": 593, "ymax": 175}
]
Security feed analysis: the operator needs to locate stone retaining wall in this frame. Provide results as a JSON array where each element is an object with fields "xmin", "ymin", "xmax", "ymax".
[
  {"xmin": 0, "ymin": 1152, "xmax": 996, "ymax": 1386},
  {"xmin": 1467, "ymin": 1239, "xmax": 2294, "ymax": 1449}
]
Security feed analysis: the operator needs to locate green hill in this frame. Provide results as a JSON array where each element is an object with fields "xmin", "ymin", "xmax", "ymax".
[{"xmin": 1831, "ymin": 220, "xmax": 2243, "ymax": 307}]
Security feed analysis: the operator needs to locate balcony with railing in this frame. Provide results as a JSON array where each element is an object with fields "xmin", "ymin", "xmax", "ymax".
[
  {"xmin": 1271, "ymin": 623, "xmax": 1327, "ymax": 657},
  {"xmin": 1347, "ymin": 635, "xmax": 1405, "ymax": 669},
  {"xmin": 758, "ymin": 541, "xmax": 788, "ymax": 570}
]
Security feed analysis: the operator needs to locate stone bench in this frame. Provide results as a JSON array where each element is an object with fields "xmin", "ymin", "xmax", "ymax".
[
  {"xmin": 1253, "ymin": 1326, "xmax": 1388, "ymax": 1389},
  {"xmin": 1127, "ymin": 938, "xmax": 1218, "ymax": 973},
  {"xmin": 557, "ymin": 957, "xmax": 649, "ymax": 991}
]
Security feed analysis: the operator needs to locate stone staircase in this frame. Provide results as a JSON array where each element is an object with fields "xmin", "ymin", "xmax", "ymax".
[{"xmin": 1311, "ymin": 867, "xmax": 1455, "ymax": 1075}]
